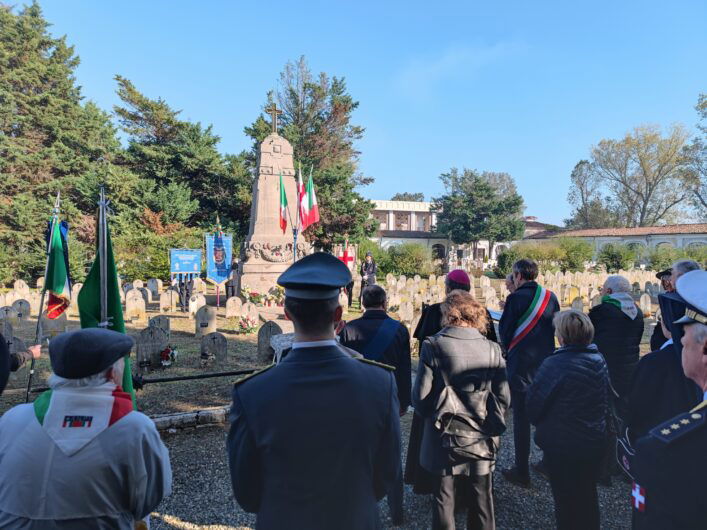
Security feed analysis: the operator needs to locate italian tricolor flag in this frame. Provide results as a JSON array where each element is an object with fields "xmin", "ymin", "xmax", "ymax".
[
  {"xmin": 298, "ymin": 169, "xmax": 319, "ymax": 231},
  {"xmin": 508, "ymin": 284, "xmax": 552, "ymax": 352},
  {"xmin": 279, "ymin": 173, "xmax": 288, "ymax": 234},
  {"xmin": 45, "ymin": 221, "xmax": 71, "ymax": 319}
]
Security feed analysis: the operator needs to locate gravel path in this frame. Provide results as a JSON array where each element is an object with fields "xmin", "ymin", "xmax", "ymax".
[{"xmin": 151, "ymin": 412, "xmax": 631, "ymax": 529}]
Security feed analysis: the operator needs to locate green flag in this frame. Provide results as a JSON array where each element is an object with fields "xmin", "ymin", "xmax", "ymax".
[
  {"xmin": 45, "ymin": 220, "xmax": 71, "ymax": 319},
  {"xmin": 78, "ymin": 215, "xmax": 136, "ymax": 408}
]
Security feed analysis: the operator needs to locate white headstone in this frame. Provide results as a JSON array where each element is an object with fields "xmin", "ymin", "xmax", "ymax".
[
  {"xmin": 188, "ymin": 294, "xmax": 207, "ymax": 316},
  {"xmin": 11, "ymin": 299, "xmax": 30, "ymax": 322},
  {"xmin": 195, "ymin": 305, "xmax": 217, "ymax": 338},
  {"xmin": 159, "ymin": 291, "xmax": 179, "ymax": 313},
  {"xmin": 125, "ymin": 294, "xmax": 146, "ymax": 322},
  {"xmin": 226, "ymin": 297, "xmax": 243, "ymax": 318}
]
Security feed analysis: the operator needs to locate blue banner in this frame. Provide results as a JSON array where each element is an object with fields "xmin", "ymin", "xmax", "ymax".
[
  {"xmin": 205, "ymin": 234, "xmax": 232, "ymax": 285},
  {"xmin": 170, "ymin": 249, "xmax": 202, "ymax": 275}
]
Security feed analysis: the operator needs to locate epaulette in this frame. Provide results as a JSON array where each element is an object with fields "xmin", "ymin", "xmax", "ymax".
[
  {"xmin": 649, "ymin": 400, "xmax": 707, "ymax": 444},
  {"xmin": 357, "ymin": 358, "xmax": 395, "ymax": 371},
  {"xmin": 233, "ymin": 364, "xmax": 275, "ymax": 386}
]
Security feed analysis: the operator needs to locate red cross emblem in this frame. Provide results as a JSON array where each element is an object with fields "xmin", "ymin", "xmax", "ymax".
[{"xmin": 632, "ymin": 482, "xmax": 646, "ymax": 512}]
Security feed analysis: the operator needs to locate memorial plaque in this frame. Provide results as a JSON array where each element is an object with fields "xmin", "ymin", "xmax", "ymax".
[
  {"xmin": 200, "ymin": 332, "xmax": 228, "ymax": 366},
  {"xmin": 225, "ymin": 297, "xmax": 243, "ymax": 318},
  {"xmin": 257, "ymin": 321, "xmax": 282, "ymax": 363},
  {"xmin": 195, "ymin": 305, "xmax": 217, "ymax": 338}
]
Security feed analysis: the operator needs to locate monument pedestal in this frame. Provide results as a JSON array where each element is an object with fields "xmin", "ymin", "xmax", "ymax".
[{"xmin": 238, "ymin": 130, "xmax": 310, "ymax": 295}]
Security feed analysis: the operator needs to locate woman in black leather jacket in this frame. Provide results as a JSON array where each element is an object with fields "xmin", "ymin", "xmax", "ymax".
[
  {"xmin": 527, "ymin": 310, "xmax": 610, "ymax": 530},
  {"xmin": 412, "ymin": 290, "xmax": 510, "ymax": 530}
]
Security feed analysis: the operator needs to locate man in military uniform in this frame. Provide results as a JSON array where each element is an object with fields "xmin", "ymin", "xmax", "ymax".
[
  {"xmin": 227, "ymin": 252, "xmax": 401, "ymax": 529},
  {"xmin": 632, "ymin": 269, "xmax": 707, "ymax": 529}
]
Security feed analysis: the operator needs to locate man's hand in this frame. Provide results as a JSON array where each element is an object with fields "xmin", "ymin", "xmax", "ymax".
[{"xmin": 28, "ymin": 344, "xmax": 41, "ymax": 360}]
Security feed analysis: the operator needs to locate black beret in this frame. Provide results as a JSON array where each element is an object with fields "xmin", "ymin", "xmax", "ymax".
[
  {"xmin": 49, "ymin": 328, "xmax": 134, "ymax": 379},
  {"xmin": 278, "ymin": 252, "xmax": 352, "ymax": 300}
]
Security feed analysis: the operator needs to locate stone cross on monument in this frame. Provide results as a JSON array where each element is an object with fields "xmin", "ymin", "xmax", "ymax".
[
  {"xmin": 237, "ymin": 104, "xmax": 310, "ymax": 295},
  {"xmin": 264, "ymin": 103, "xmax": 282, "ymax": 133}
]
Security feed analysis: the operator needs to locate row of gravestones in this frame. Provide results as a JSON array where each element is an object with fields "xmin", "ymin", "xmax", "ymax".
[{"xmin": 135, "ymin": 315, "xmax": 283, "ymax": 373}]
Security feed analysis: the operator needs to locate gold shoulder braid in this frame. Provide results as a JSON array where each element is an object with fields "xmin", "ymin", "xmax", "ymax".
[
  {"xmin": 690, "ymin": 399, "xmax": 707, "ymax": 414},
  {"xmin": 234, "ymin": 364, "xmax": 275, "ymax": 386},
  {"xmin": 357, "ymin": 358, "xmax": 395, "ymax": 371}
]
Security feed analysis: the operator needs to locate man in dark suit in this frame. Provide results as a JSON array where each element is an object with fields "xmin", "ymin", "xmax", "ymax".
[
  {"xmin": 339, "ymin": 284, "xmax": 410, "ymax": 525},
  {"xmin": 499, "ymin": 259, "xmax": 560, "ymax": 488},
  {"xmin": 631, "ymin": 270, "xmax": 707, "ymax": 529},
  {"xmin": 227, "ymin": 253, "xmax": 401, "ymax": 530}
]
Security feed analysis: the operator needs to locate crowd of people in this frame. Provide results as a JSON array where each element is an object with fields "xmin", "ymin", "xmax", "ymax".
[{"xmin": 0, "ymin": 253, "xmax": 705, "ymax": 529}]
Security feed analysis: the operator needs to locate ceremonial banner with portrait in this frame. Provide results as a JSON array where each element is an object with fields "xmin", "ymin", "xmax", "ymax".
[{"xmin": 205, "ymin": 234, "xmax": 232, "ymax": 286}]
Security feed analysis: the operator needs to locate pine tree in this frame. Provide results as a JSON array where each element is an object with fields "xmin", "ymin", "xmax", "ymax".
[
  {"xmin": 245, "ymin": 57, "xmax": 374, "ymax": 249},
  {"xmin": 0, "ymin": 3, "xmax": 130, "ymax": 283}
]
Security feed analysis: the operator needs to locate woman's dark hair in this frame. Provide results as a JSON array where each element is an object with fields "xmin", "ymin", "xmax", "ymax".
[{"xmin": 445, "ymin": 279, "xmax": 471, "ymax": 292}]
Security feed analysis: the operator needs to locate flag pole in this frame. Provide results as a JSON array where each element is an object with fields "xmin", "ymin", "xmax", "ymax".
[
  {"xmin": 25, "ymin": 192, "xmax": 61, "ymax": 402},
  {"xmin": 98, "ymin": 186, "xmax": 108, "ymax": 328}
]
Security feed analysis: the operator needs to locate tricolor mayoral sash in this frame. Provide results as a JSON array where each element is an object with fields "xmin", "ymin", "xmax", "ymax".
[
  {"xmin": 508, "ymin": 284, "xmax": 552, "ymax": 352},
  {"xmin": 33, "ymin": 383, "xmax": 133, "ymax": 456}
]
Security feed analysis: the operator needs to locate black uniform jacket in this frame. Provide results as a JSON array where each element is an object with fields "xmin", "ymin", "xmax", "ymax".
[
  {"xmin": 624, "ymin": 343, "xmax": 701, "ymax": 443},
  {"xmin": 0, "ymin": 334, "xmax": 9, "ymax": 396},
  {"xmin": 227, "ymin": 344, "xmax": 401, "ymax": 530},
  {"xmin": 361, "ymin": 261, "xmax": 377, "ymax": 284},
  {"xmin": 498, "ymin": 282, "xmax": 560, "ymax": 392},
  {"xmin": 339, "ymin": 310, "xmax": 412, "ymax": 411},
  {"xmin": 632, "ymin": 399, "xmax": 707, "ymax": 529},
  {"xmin": 413, "ymin": 303, "xmax": 498, "ymax": 344},
  {"xmin": 589, "ymin": 301, "xmax": 644, "ymax": 398}
]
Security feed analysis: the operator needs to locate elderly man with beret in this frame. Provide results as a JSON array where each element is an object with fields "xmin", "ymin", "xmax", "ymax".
[{"xmin": 0, "ymin": 328, "xmax": 172, "ymax": 529}]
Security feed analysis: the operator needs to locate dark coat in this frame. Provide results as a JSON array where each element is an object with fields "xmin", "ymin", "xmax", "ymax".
[
  {"xmin": 227, "ymin": 344, "xmax": 401, "ymax": 530},
  {"xmin": 527, "ymin": 345, "xmax": 610, "ymax": 457},
  {"xmin": 360, "ymin": 261, "xmax": 377, "ymax": 285},
  {"xmin": 498, "ymin": 281, "xmax": 560, "ymax": 392},
  {"xmin": 588, "ymin": 301, "xmax": 644, "ymax": 398},
  {"xmin": 632, "ymin": 400, "xmax": 707, "ymax": 529},
  {"xmin": 339, "ymin": 310, "xmax": 412, "ymax": 411},
  {"xmin": 649, "ymin": 322, "xmax": 667, "ymax": 352},
  {"xmin": 411, "ymin": 327, "xmax": 510, "ymax": 476},
  {"xmin": 624, "ymin": 343, "xmax": 701, "ymax": 443},
  {"xmin": 413, "ymin": 302, "xmax": 498, "ymax": 345},
  {"xmin": 0, "ymin": 334, "xmax": 9, "ymax": 396}
]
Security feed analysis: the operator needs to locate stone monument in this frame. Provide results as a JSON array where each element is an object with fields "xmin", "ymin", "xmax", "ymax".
[{"xmin": 238, "ymin": 103, "xmax": 309, "ymax": 294}]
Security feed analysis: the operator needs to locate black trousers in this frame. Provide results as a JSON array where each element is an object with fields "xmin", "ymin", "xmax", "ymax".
[
  {"xmin": 432, "ymin": 473, "xmax": 494, "ymax": 530},
  {"xmin": 545, "ymin": 450, "xmax": 602, "ymax": 530},
  {"xmin": 510, "ymin": 388, "xmax": 531, "ymax": 476}
]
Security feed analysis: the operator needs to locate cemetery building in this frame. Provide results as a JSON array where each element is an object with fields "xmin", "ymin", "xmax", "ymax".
[
  {"xmin": 525, "ymin": 223, "xmax": 707, "ymax": 255},
  {"xmin": 369, "ymin": 201, "xmax": 554, "ymax": 266}
]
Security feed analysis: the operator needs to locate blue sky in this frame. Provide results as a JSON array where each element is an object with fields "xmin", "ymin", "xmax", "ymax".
[{"xmin": 39, "ymin": 0, "xmax": 707, "ymax": 225}]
